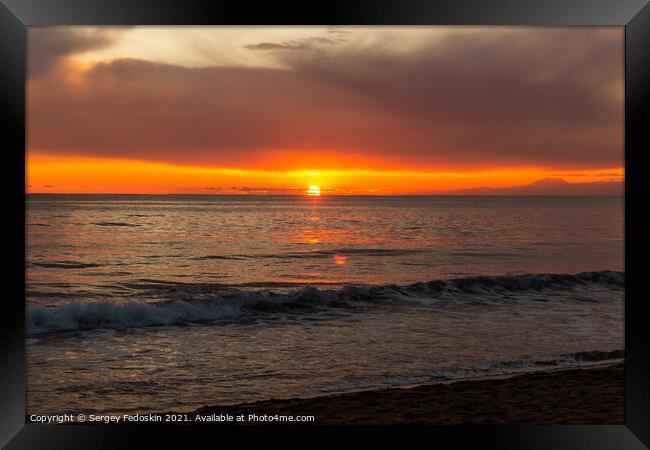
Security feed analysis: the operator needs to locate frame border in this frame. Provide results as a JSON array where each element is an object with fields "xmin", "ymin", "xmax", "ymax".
[{"xmin": 2, "ymin": 1, "xmax": 648, "ymax": 448}]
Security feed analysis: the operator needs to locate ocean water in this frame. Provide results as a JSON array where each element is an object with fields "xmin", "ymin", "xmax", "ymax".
[{"xmin": 26, "ymin": 194, "xmax": 624, "ymax": 414}]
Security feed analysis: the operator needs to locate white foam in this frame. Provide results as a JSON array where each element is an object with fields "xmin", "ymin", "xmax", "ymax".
[{"xmin": 26, "ymin": 271, "xmax": 623, "ymax": 335}]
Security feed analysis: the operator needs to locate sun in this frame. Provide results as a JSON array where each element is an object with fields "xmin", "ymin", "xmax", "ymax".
[{"xmin": 306, "ymin": 185, "xmax": 321, "ymax": 196}]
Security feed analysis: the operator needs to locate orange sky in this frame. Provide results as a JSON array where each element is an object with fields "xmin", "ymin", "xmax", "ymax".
[
  {"xmin": 26, "ymin": 154, "xmax": 623, "ymax": 195},
  {"xmin": 27, "ymin": 27, "xmax": 624, "ymax": 194}
]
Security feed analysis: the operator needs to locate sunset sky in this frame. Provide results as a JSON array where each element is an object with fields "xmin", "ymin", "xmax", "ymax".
[{"xmin": 27, "ymin": 26, "xmax": 624, "ymax": 194}]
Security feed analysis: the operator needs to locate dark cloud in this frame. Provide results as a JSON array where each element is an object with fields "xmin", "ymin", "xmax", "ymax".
[
  {"xmin": 596, "ymin": 172, "xmax": 623, "ymax": 177},
  {"xmin": 28, "ymin": 28, "xmax": 623, "ymax": 170},
  {"xmin": 244, "ymin": 36, "xmax": 346, "ymax": 52},
  {"xmin": 203, "ymin": 186, "xmax": 300, "ymax": 194},
  {"xmin": 325, "ymin": 28, "xmax": 350, "ymax": 37},
  {"xmin": 28, "ymin": 27, "xmax": 129, "ymax": 78}
]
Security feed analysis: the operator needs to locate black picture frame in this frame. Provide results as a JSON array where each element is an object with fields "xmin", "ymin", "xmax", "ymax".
[{"xmin": 2, "ymin": 1, "xmax": 648, "ymax": 448}]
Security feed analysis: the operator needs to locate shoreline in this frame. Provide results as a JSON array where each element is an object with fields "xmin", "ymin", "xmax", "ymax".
[{"xmin": 192, "ymin": 362, "xmax": 624, "ymax": 424}]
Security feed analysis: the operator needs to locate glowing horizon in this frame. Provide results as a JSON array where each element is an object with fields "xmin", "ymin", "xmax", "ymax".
[
  {"xmin": 27, "ymin": 27, "xmax": 624, "ymax": 195},
  {"xmin": 26, "ymin": 154, "xmax": 623, "ymax": 195}
]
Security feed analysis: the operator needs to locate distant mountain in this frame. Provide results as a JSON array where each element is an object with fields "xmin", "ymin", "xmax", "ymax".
[{"xmin": 445, "ymin": 178, "xmax": 623, "ymax": 195}]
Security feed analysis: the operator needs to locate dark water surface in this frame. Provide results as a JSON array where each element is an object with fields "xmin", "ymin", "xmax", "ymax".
[{"xmin": 26, "ymin": 195, "xmax": 624, "ymax": 414}]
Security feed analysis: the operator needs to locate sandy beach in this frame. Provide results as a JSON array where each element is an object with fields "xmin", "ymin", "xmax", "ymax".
[{"xmin": 193, "ymin": 363, "xmax": 624, "ymax": 424}]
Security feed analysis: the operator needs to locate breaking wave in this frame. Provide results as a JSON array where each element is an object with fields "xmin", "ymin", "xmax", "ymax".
[{"xmin": 26, "ymin": 270, "xmax": 623, "ymax": 335}]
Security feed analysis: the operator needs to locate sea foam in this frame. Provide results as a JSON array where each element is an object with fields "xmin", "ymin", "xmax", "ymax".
[{"xmin": 26, "ymin": 270, "xmax": 623, "ymax": 335}]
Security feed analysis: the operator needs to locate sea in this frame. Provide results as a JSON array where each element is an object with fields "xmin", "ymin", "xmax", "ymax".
[{"xmin": 25, "ymin": 194, "xmax": 624, "ymax": 414}]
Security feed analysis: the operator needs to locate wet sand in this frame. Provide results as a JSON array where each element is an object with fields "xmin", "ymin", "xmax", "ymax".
[{"xmin": 193, "ymin": 363, "xmax": 624, "ymax": 424}]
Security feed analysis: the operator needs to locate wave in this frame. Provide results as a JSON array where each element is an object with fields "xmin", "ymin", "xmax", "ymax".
[
  {"xmin": 408, "ymin": 349, "xmax": 625, "ymax": 384},
  {"xmin": 195, "ymin": 248, "xmax": 428, "ymax": 261},
  {"xmin": 92, "ymin": 222, "xmax": 142, "ymax": 227},
  {"xmin": 26, "ymin": 270, "xmax": 623, "ymax": 335},
  {"xmin": 30, "ymin": 261, "xmax": 102, "ymax": 269},
  {"xmin": 408, "ymin": 270, "xmax": 623, "ymax": 293},
  {"xmin": 489, "ymin": 349, "xmax": 624, "ymax": 371}
]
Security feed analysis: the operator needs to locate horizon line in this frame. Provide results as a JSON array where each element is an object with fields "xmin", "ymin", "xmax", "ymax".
[{"xmin": 25, "ymin": 192, "xmax": 625, "ymax": 197}]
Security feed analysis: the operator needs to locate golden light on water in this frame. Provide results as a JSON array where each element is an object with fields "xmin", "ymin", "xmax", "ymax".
[
  {"xmin": 334, "ymin": 255, "xmax": 348, "ymax": 265},
  {"xmin": 307, "ymin": 185, "xmax": 321, "ymax": 196}
]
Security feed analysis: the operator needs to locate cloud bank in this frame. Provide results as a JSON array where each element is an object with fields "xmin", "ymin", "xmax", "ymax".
[
  {"xmin": 28, "ymin": 27, "xmax": 623, "ymax": 171},
  {"xmin": 28, "ymin": 27, "xmax": 130, "ymax": 77}
]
